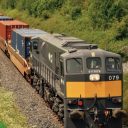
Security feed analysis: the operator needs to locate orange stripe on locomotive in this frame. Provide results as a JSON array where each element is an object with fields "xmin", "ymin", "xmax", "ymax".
[{"xmin": 66, "ymin": 81, "xmax": 122, "ymax": 98}]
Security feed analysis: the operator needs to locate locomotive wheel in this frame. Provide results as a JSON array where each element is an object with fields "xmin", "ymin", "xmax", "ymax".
[
  {"xmin": 39, "ymin": 84, "xmax": 44, "ymax": 97},
  {"xmin": 32, "ymin": 75, "xmax": 38, "ymax": 88},
  {"xmin": 58, "ymin": 104, "xmax": 64, "ymax": 120},
  {"xmin": 44, "ymin": 87, "xmax": 48, "ymax": 102},
  {"xmin": 44, "ymin": 91, "xmax": 47, "ymax": 102}
]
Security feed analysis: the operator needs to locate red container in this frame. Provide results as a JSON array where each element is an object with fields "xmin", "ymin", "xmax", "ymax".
[{"xmin": 0, "ymin": 20, "xmax": 29, "ymax": 41}]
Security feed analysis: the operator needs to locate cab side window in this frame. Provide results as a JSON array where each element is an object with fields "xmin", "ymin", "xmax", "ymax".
[{"xmin": 33, "ymin": 41, "xmax": 38, "ymax": 50}]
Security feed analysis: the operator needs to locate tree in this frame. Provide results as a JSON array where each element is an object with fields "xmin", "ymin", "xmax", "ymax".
[{"xmin": 88, "ymin": 0, "xmax": 126, "ymax": 29}]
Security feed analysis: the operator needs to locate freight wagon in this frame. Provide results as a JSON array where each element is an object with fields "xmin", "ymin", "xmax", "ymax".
[
  {"xmin": 8, "ymin": 28, "xmax": 47, "ymax": 76},
  {"xmin": 0, "ymin": 20, "xmax": 29, "ymax": 52},
  {"xmin": 0, "ymin": 16, "xmax": 13, "ymax": 51}
]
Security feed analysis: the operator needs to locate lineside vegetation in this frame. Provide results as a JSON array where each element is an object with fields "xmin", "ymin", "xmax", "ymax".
[
  {"xmin": 0, "ymin": 86, "xmax": 29, "ymax": 128},
  {"xmin": 0, "ymin": 0, "xmax": 127, "ymax": 60}
]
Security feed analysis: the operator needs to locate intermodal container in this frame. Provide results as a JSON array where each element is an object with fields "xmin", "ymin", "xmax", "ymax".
[
  {"xmin": 0, "ymin": 16, "xmax": 13, "ymax": 21},
  {"xmin": 11, "ymin": 28, "xmax": 47, "ymax": 59},
  {"xmin": 0, "ymin": 20, "xmax": 29, "ymax": 41}
]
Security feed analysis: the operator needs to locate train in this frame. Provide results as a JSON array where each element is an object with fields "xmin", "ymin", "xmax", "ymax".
[{"xmin": 0, "ymin": 15, "xmax": 127, "ymax": 128}]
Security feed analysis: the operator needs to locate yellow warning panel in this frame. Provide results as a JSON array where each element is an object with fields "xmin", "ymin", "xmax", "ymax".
[{"xmin": 66, "ymin": 81, "xmax": 122, "ymax": 98}]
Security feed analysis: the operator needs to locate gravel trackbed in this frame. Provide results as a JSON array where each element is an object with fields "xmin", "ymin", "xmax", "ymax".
[{"xmin": 0, "ymin": 49, "xmax": 63, "ymax": 128}]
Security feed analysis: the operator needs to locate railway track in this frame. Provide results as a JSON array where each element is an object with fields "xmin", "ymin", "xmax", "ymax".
[{"xmin": 0, "ymin": 49, "xmax": 63, "ymax": 128}]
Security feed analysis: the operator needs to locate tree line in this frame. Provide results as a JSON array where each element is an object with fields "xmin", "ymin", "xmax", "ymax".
[
  {"xmin": 0, "ymin": 0, "xmax": 128, "ymax": 59},
  {"xmin": 0, "ymin": 0, "xmax": 127, "ymax": 31}
]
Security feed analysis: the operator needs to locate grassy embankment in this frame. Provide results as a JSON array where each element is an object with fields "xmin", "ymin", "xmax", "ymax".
[{"xmin": 0, "ymin": 86, "xmax": 29, "ymax": 128}]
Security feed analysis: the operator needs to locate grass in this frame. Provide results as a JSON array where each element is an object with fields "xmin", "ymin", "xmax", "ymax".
[{"xmin": 0, "ymin": 86, "xmax": 29, "ymax": 128}]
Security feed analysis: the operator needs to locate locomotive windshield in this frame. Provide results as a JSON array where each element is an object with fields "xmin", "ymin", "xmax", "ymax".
[
  {"xmin": 87, "ymin": 57, "xmax": 101, "ymax": 69},
  {"xmin": 66, "ymin": 58, "xmax": 83, "ymax": 73},
  {"xmin": 106, "ymin": 57, "xmax": 121, "ymax": 71}
]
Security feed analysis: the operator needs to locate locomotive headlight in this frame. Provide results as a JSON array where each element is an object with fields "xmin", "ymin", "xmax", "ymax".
[{"xmin": 89, "ymin": 74, "xmax": 100, "ymax": 81}]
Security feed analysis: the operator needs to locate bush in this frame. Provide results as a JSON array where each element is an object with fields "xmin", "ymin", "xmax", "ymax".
[
  {"xmin": 118, "ymin": 46, "xmax": 128, "ymax": 62},
  {"xmin": 115, "ymin": 16, "xmax": 128, "ymax": 40},
  {"xmin": 39, "ymin": 0, "xmax": 64, "ymax": 11},
  {"xmin": 71, "ymin": 7, "xmax": 82, "ymax": 20},
  {"xmin": 30, "ymin": 1, "xmax": 39, "ymax": 17},
  {"xmin": 88, "ymin": 0, "xmax": 126, "ymax": 30},
  {"xmin": 41, "ymin": 11, "xmax": 51, "ymax": 20}
]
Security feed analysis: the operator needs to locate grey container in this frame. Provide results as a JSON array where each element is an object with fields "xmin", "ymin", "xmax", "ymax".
[
  {"xmin": 0, "ymin": 16, "xmax": 13, "ymax": 21},
  {"xmin": 11, "ymin": 28, "xmax": 47, "ymax": 59}
]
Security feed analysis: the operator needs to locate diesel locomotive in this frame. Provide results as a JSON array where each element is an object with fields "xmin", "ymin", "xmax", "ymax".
[{"xmin": 30, "ymin": 33, "xmax": 126, "ymax": 128}]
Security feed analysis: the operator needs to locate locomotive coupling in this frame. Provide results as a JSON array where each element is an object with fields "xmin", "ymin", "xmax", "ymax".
[
  {"xmin": 112, "ymin": 109, "xmax": 128, "ymax": 118},
  {"xmin": 69, "ymin": 110, "xmax": 85, "ymax": 120}
]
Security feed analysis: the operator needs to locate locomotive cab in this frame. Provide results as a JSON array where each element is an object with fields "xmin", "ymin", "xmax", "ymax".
[{"xmin": 62, "ymin": 48, "xmax": 124, "ymax": 128}]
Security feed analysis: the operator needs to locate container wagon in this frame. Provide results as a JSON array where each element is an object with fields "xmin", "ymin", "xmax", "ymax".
[
  {"xmin": 0, "ymin": 16, "xmax": 14, "ymax": 51},
  {"xmin": 0, "ymin": 20, "xmax": 29, "ymax": 52},
  {"xmin": 0, "ymin": 16, "xmax": 13, "ymax": 21},
  {"xmin": 8, "ymin": 28, "xmax": 47, "ymax": 76}
]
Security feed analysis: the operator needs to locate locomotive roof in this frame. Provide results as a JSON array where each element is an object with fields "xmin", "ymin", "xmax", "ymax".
[
  {"xmin": 61, "ymin": 48, "xmax": 120, "ymax": 58},
  {"xmin": 34, "ymin": 33, "xmax": 120, "ymax": 58},
  {"xmin": 36, "ymin": 33, "xmax": 95, "ymax": 52}
]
